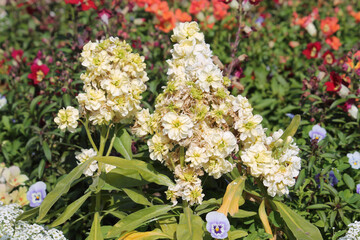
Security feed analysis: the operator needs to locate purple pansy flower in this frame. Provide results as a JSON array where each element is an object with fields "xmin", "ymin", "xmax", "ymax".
[
  {"xmin": 357, "ymin": 184, "xmax": 360, "ymax": 194},
  {"xmin": 26, "ymin": 181, "xmax": 47, "ymax": 207},
  {"xmin": 347, "ymin": 151, "xmax": 360, "ymax": 170},
  {"xmin": 328, "ymin": 171, "xmax": 338, "ymax": 186},
  {"xmin": 315, "ymin": 170, "xmax": 338, "ymax": 187},
  {"xmin": 206, "ymin": 211, "xmax": 230, "ymax": 239},
  {"xmin": 309, "ymin": 125, "xmax": 327, "ymax": 142}
]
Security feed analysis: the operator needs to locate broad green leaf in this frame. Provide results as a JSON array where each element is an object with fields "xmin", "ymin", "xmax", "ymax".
[
  {"xmin": 231, "ymin": 209, "xmax": 257, "ymax": 218},
  {"xmin": 228, "ymin": 230, "xmax": 248, "ymax": 240},
  {"xmin": 16, "ymin": 207, "xmax": 39, "ymax": 221},
  {"xmin": 194, "ymin": 198, "xmax": 222, "ymax": 215},
  {"xmin": 274, "ymin": 201, "xmax": 322, "ymax": 240},
  {"xmin": 218, "ymin": 176, "xmax": 246, "ymax": 216},
  {"xmin": 119, "ymin": 229, "xmax": 170, "ymax": 240},
  {"xmin": 122, "ymin": 188, "xmax": 152, "ymax": 206},
  {"xmin": 114, "ymin": 129, "xmax": 133, "ymax": 160},
  {"xmin": 89, "ymin": 212, "xmax": 103, "ymax": 240},
  {"xmin": 104, "ymin": 168, "xmax": 147, "ymax": 189},
  {"xmin": 281, "ymin": 115, "xmax": 301, "ymax": 141},
  {"xmin": 95, "ymin": 156, "xmax": 174, "ymax": 187},
  {"xmin": 176, "ymin": 207, "xmax": 204, "ymax": 240},
  {"xmin": 37, "ymin": 159, "xmax": 92, "ymax": 222},
  {"xmin": 50, "ymin": 191, "xmax": 92, "ymax": 227},
  {"xmin": 330, "ymin": 98, "xmax": 349, "ymax": 109},
  {"xmin": 159, "ymin": 217, "xmax": 177, "ymax": 239},
  {"xmin": 343, "ymin": 173, "xmax": 355, "ymax": 190},
  {"xmin": 107, "ymin": 205, "xmax": 172, "ymax": 238}
]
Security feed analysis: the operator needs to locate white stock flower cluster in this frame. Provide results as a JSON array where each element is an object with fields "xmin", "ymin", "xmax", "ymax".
[
  {"xmin": 132, "ymin": 21, "xmax": 301, "ymax": 204},
  {"xmin": 0, "ymin": 203, "xmax": 66, "ymax": 240},
  {"xmin": 339, "ymin": 221, "xmax": 360, "ymax": 240},
  {"xmin": 77, "ymin": 37, "xmax": 149, "ymax": 125},
  {"xmin": 54, "ymin": 106, "xmax": 79, "ymax": 133},
  {"xmin": 75, "ymin": 148, "xmax": 115, "ymax": 177}
]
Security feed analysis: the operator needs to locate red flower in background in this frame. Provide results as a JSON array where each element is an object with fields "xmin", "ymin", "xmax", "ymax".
[
  {"xmin": 320, "ymin": 17, "xmax": 340, "ymax": 37},
  {"xmin": 175, "ymin": 9, "xmax": 192, "ymax": 22},
  {"xmin": 189, "ymin": 0, "xmax": 210, "ymax": 15},
  {"xmin": 249, "ymin": 0, "xmax": 262, "ymax": 5},
  {"xmin": 325, "ymin": 36, "xmax": 341, "ymax": 50},
  {"xmin": 11, "ymin": 50, "xmax": 24, "ymax": 63},
  {"xmin": 322, "ymin": 50, "xmax": 335, "ymax": 65},
  {"xmin": 302, "ymin": 42, "xmax": 321, "ymax": 59},
  {"xmin": 64, "ymin": 0, "xmax": 97, "ymax": 11},
  {"xmin": 324, "ymin": 71, "xmax": 349, "ymax": 92},
  {"xmin": 28, "ymin": 63, "xmax": 50, "ymax": 85},
  {"xmin": 212, "ymin": 0, "xmax": 229, "ymax": 20}
]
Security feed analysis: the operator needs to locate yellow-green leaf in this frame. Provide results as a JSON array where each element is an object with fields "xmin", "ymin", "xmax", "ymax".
[
  {"xmin": 228, "ymin": 230, "xmax": 248, "ymax": 240},
  {"xmin": 89, "ymin": 212, "xmax": 103, "ymax": 240},
  {"xmin": 281, "ymin": 115, "xmax": 301, "ymax": 140},
  {"xmin": 218, "ymin": 176, "xmax": 246, "ymax": 216},
  {"xmin": 122, "ymin": 188, "xmax": 152, "ymax": 206},
  {"xmin": 107, "ymin": 205, "xmax": 172, "ymax": 238},
  {"xmin": 176, "ymin": 207, "xmax": 204, "ymax": 240},
  {"xmin": 119, "ymin": 229, "xmax": 170, "ymax": 240},
  {"xmin": 95, "ymin": 156, "xmax": 174, "ymax": 187},
  {"xmin": 274, "ymin": 201, "xmax": 323, "ymax": 240}
]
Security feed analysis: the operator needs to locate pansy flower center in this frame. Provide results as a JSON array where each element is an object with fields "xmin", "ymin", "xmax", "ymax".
[
  {"xmin": 31, "ymin": 192, "xmax": 42, "ymax": 203},
  {"xmin": 212, "ymin": 223, "xmax": 225, "ymax": 235}
]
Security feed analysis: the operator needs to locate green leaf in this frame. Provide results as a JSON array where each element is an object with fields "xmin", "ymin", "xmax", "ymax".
[
  {"xmin": 114, "ymin": 129, "xmax": 133, "ymax": 160},
  {"xmin": 89, "ymin": 212, "xmax": 103, "ymax": 240},
  {"xmin": 306, "ymin": 204, "xmax": 331, "ymax": 210},
  {"xmin": 95, "ymin": 156, "xmax": 174, "ymax": 187},
  {"xmin": 104, "ymin": 168, "xmax": 147, "ymax": 189},
  {"xmin": 30, "ymin": 95, "xmax": 43, "ymax": 115},
  {"xmin": 231, "ymin": 209, "xmax": 257, "ymax": 218},
  {"xmin": 37, "ymin": 159, "xmax": 92, "ymax": 222},
  {"xmin": 49, "ymin": 191, "xmax": 92, "ymax": 227},
  {"xmin": 281, "ymin": 115, "xmax": 301, "ymax": 141},
  {"xmin": 122, "ymin": 188, "xmax": 152, "ymax": 206},
  {"xmin": 16, "ymin": 207, "xmax": 39, "ymax": 221},
  {"xmin": 42, "ymin": 141, "xmax": 52, "ymax": 162},
  {"xmin": 294, "ymin": 169, "xmax": 305, "ymax": 190},
  {"xmin": 343, "ymin": 173, "xmax": 355, "ymax": 190},
  {"xmin": 107, "ymin": 205, "xmax": 172, "ymax": 238},
  {"xmin": 274, "ymin": 201, "xmax": 322, "ymax": 240},
  {"xmin": 176, "ymin": 207, "xmax": 204, "ymax": 240},
  {"xmin": 38, "ymin": 159, "xmax": 46, "ymax": 179},
  {"xmin": 228, "ymin": 230, "xmax": 248, "ymax": 240},
  {"xmin": 330, "ymin": 98, "xmax": 349, "ymax": 109},
  {"xmin": 62, "ymin": 94, "xmax": 71, "ymax": 106}
]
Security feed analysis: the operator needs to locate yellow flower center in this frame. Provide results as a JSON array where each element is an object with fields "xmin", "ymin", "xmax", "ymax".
[
  {"xmin": 310, "ymin": 47, "xmax": 317, "ymax": 57},
  {"xmin": 36, "ymin": 70, "xmax": 44, "ymax": 82}
]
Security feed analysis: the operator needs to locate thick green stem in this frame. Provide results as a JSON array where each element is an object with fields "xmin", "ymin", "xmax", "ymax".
[{"xmin": 79, "ymin": 119, "xmax": 98, "ymax": 152}]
